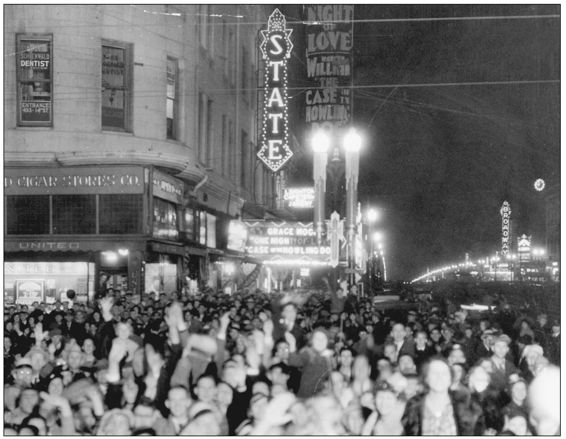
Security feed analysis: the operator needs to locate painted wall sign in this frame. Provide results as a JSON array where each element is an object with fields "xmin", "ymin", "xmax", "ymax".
[{"xmin": 258, "ymin": 9, "xmax": 293, "ymax": 172}]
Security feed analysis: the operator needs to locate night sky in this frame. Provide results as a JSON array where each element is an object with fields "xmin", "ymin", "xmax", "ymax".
[{"xmin": 283, "ymin": 4, "xmax": 560, "ymax": 280}]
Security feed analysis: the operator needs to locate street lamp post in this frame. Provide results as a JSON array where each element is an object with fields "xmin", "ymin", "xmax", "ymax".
[
  {"xmin": 344, "ymin": 128, "xmax": 362, "ymax": 289},
  {"xmin": 366, "ymin": 208, "xmax": 378, "ymax": 293},
  {"xmin": 311, "ymin": 130, "xmax": 330, "ymax": 245}
]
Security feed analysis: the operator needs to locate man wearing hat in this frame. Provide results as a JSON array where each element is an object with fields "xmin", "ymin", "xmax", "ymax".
[{"xmin": 489, "ymin": 333, "xmax": 519, "ymax": 392}]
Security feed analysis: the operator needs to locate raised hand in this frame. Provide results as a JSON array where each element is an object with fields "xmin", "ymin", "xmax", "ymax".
[
  {"xmin": 108, "ymin": 338, "xmax": 128, "ymax": 365},
  {"xmin": 220, "ymin": 311, "xmax": 231, "ymax": 330},
  {"xmin": 99, "ymin": 296, "xmax": 114, "ymax": 321},
  {"xmin": 263, "ymin": 318, "xmax": 274, "ymax": 336},
  {"xmin": 34, "ymin": 322, "xmax": 49, "ymax": 345},
  {"xmin": 284, "ymin": 331, "xmax": 297, "ymax": 353}
]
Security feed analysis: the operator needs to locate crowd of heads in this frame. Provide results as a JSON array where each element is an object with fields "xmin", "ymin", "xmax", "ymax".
[{"xmin": 3, "ymin": 284, "xmax": 561, "ymax": 435}]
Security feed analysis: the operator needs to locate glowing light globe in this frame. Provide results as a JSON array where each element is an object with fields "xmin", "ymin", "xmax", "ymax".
[{"xmin": 534, "ymin": 178, "xmax": 545, "ymax": 191}]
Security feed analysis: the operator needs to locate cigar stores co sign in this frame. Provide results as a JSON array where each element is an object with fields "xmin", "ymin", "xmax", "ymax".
[{"xmin": 258, "ymin": 9, "xmax": 293, "ymax": 172}]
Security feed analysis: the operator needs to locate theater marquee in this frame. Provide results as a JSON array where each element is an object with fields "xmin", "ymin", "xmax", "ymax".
[{"xmin": 258, "ymin": 9, "xmax": 293, "ymax": 172}]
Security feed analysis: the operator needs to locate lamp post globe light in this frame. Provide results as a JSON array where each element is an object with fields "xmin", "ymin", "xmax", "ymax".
[
  {"xmin": 343, "ymin": 128, "xmax": 363, "ymax": 289},
  {"xmin": 311, "ymin": 130, "xmax": 331, "ymax": 245}
]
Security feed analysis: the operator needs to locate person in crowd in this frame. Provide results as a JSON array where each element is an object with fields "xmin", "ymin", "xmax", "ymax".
[
  {"xmin": 402, "ymin": 357, "xmax": 484, "ymax": 435},
  {"xmin": 488, "ymin": 333, "xmax": 519, "ymax": 392},
  {"xmin": 361, "ymin": 380, "xmax": 405, "ymax": 435}
]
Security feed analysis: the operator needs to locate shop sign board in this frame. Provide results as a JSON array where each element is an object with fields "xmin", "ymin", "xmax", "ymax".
[
  {"xmin": 15, "ymin": 279, "xmax": 44, "ymax": 305},
  {"xmin": 5, "ymin": 239, "xmax": 145, "ymax": 253},
  {"xmin": 152, "ymin": 169, "xmax": 183, "ymax": 204},
  {"xmin": 244, "ymin": 221, "xmax": 331, "ymax": 265},
  {"xmin": 4, "ymin": 166, "xmax": 145, "ymax": 195},
  {"xmin": 283, "ymin": 187, "xmax": 315, "ymax": 209}
]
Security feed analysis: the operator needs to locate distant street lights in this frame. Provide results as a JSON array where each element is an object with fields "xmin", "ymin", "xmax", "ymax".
[
  {"xmin": 311, "ymin": 130, "xmax": 330, "ymax": 245},
  {"xmin": 344, "ymin": 128, "xmax": 363, "ymax": 288},
  {"xmin": 373, "ymin": 231, "xmax": 387, "ymax": 282}
]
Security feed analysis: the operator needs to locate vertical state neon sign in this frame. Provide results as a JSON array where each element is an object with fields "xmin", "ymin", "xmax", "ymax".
[{"xmin": 258, "ymin": 9, "xmax": 293, "ymax": 172}]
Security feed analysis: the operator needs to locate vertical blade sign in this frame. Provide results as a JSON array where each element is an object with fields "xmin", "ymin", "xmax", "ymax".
[{"xmin": 258, "ymin": 9, "xmax": 293, "ymax": 172}]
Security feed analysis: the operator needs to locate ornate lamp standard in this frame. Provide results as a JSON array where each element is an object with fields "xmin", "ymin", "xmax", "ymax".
[
  {"xmin": 343, "ymin": 128, "xmax": 363, "ymax": 288},
  {"xmin": 311, "ymin": 130, "xmax": 330, "ymax": 245}
]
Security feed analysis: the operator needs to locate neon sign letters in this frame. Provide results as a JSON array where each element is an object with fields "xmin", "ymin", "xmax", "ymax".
[
  {"xmin": 500, "ymin": 201, "xmax": 511, "ymax": 256},
  {"xmin": 258, "ymin": 9, "xmax": 293, "ymax": 172}
]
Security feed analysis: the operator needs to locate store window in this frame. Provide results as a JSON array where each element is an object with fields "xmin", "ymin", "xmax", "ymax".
[
  {"xmin": 153, "ymin": 197, "xmax": 179, "ymax": 240},
  {"xmin": 207, "ymin": 213, "xmax": 217, "ymax": 248},
  {"xmin": 99, "ymin": 194, "xmax": 143, "ymax": 234},
  {"xmin": 16, "ymin": 34, "xmax": 53, "ymax": 127},
  {"xmin": 183, "ymin": 207, "xmax": 196, "ymax": 241},
  {"xmin": 102, "ymin": 41, "xmax": 132, "ymax": 131},
  {"xmin": 166, "ymin": 57, "xmax": 178, "ymax": 139},
  {"xmin": 6, "ymin": 195, "xmax": 50, "ymax": 235},
  {"xmin": 52, "ymin": 195, "xmax": 96, "ymax": 234},
  {"xmin": 4, "ymin": 261, "xmax": 95, "ymax": 306},
  {"xmin": 199, "ymin": 211, "xmax": 207, "ymax": 245}
]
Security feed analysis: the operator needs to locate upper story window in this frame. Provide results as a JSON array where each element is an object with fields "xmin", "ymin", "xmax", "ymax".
[
  {"xmin": 166, "ymin": 57, "xmax": 178, "ymax": 140},
  {"xmin": 197, "ymin": 92, "xmax": 213, "ymax": 166},
  {"xmin": 16, "ymin": 34, "xmax": 53, "ymax": 127},
  {"xmin": 102, "ymin": 40, "xmax": 132, "ymax": 132},
  {"xmin": 198, "ymin": 5, "xmax": 214, "ymax": 55}
]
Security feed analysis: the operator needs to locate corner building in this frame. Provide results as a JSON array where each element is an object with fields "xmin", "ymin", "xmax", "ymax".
[{"xmin": 4, "ymin": 5, "xmax": 284, "ymax": 304}]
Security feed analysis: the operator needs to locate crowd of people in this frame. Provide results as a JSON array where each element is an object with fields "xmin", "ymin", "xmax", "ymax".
[{"xmin": 3, "ymin": 283, "xmax": 561, "ymax": 435}]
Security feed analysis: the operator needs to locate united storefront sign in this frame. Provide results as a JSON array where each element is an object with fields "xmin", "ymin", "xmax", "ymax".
[
  {"xmin": 244, "ymin": 221, "xmax": 331, "ymax": 266},
  {"xmin": 258, "ymin": 9, "xmax": 293, "ymax": 172}
]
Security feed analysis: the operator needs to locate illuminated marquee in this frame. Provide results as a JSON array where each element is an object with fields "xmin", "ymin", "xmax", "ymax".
[
  {"xmin": 258, "ymin": 9, "xmax": 293, "ymax": 172},
  {"xmin": 244, "ymin": 221, "xmax": 330, "ymax": 265},
  {"xmin": 500, "ymin": 201, "xmax": 511, "ymax": 256},
  {"xmin": 284, "ymin": 187, "xmax": 315, "ymax": 209}
]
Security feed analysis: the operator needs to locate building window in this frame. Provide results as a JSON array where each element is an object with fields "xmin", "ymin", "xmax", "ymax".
[
  {"xmin": 166, "ymin": 57, "xmax": 178, "ymax": 139},
  {"xmin": 229, "ymin": 28, "xmax": 236, "ymax": 86},
  {"xmin": 197, "ymin": 92, "xmax": 213, "ymax": 166},
  {"xmin": 240, "ymin": 130, "xmax": 249, "ymax": 189},
  {"xmin": 6, "ymin": 196, "xmax": 50, "ymax": 235},
  {"xmin": 221, "ymin": 114, "xmax": 227, "ymax": 176},
  {"xmin": 99, "ymin": 194, "xmax": 143, "ymax": 234},
  {"xmin": 16, "ymin": 34, "xmax": 53, "ymax": 127},
  {"xmin": 206, "ymin": 97, "xmax": 213, "ymax": 167},
  {"xmin": 221, "ymin": 20, "xmax": 228, "ymax": 79},
  {"xmin": 152, "ymin": 197, "xmax": 178, "ymax": 240},
  {"xmin": 102, "ymin": 41, "xmax": 132, "ymax": 131},
  {"xmin": 241, "ymin": 46, "xmax": 248, "ymax": 99},
  {"xmin": 183, "ymin": 208, "xmax": 196, "ymax": 241},
  {"xmin": 198, "ymin": 5, "xmax": 213, "ymax": 54},
  {"xmin": 199, "ymin": 211, "xmax": 207, "ymax": 245},
  {"xmin": 229, "ymin": 119, "xmax": 236, "ymax": 180},
  {"xmin": 52, "ymin": 195, "xmax": 96, "ymax": 234},
  {"xmin": 206, "ymin": 213, "xmax": 216, "ymax": 248}
]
